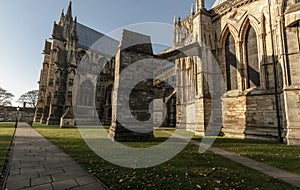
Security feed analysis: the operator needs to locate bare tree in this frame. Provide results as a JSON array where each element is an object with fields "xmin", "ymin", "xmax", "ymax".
[
  {"xmin": 0, "ymin": 87, "xmax": 14, "ymax": 106},
  {"xmin": 17, "ymin": 90, "xmax": 39, "ymax": 109}
]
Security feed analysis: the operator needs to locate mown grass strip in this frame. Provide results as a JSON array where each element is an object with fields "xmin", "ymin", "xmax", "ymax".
[
  {"xmin": 33, "ymin": 123, "xmax": 298, "ymax": 190},
  {"xmin": 0, "ymin": 122, "xmax": 16, "ymax": 187},
  {"xmin": 0, "ymin": 122, "xmax": 15, "ymax": 170},
  {"xmin": 210, "ymin": 137, "xmax": 300, "ymax": 175}
]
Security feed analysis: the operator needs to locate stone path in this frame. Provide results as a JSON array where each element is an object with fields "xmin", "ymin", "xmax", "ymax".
[
  {"xmin": 165, "ymin": 131, "xmax": 300, "ymax": 188},
  {"xmin": 4, "ymin": 123, "xmax": 300, "ymax": 189},
  {"xmin": 4, "ymin": 122, "xmax": 108, "ymax": 190}
]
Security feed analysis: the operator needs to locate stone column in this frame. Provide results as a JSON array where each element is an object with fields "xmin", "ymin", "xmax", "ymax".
[
  {"xmin": 235, "ymin": 40, "xmax": 244, "ymax": 91},
  {"xmin": 194, "ymin": 54, "xmax": 207, "ymax": 136}
]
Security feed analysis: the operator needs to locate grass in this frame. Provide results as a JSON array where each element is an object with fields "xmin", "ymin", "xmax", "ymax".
[
  {"xmin": 32, "ymin": 123, "xmax": 299, "ymax": 190},
  {"xmin": 0, "ymin": 122, "xmax": 15, "ymax": 187},
  {"xmin": 0, "ymin": 122, "xmax": 15, "ymax": 170},
  {"xmin": 209, "ymin": 138, "xmax": 300, "ymax": 175}
]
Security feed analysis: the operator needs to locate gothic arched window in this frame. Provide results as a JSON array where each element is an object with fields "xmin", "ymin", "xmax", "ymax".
[
  {"xmin": 225, "ymin": 33, "xmax": 238, "ymax": 90},
  {"xmin": 79, "ymin": 80, "xmax": 94, "ymax": 106},
  {"xmin": 245, "ymin": 25, "xmax": 260, "ymax": 88},
  {"xmin": 78, "ymin": 51, "xmax": 91, "ymax": 70}
]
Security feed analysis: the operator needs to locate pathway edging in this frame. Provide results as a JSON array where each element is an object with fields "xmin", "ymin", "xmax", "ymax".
[
  {"xmin": 164, "ymin": 131, "xmax": 300, "ymax": 188},
  {"xmin": 4, "ymin": 122, "xmax": 109, "ymax": 190}
]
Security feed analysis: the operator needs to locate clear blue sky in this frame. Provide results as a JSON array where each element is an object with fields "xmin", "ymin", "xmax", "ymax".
[{"xmin": 0, "ymin": 0, "xmax": 215, "ymax": 106}]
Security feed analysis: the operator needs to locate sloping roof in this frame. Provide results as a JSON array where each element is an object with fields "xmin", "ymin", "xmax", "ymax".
[
  {"xmin": 286, "ymin": 3, "xmax": 300, "ymax": 14},
  {"xmin": 77, "ymin": 23, "xmax": 105, "ymax": 48},
  {"xmin": 76, "ymin": 23, "xmax": 119, "ymax": 56},
  {"xmin": 212, "ymin": 0, "xmax": 228, "ymax": 8},
  {"xmin": 119, "ymin": 29, "xmax": 153, "ymax": 55},
  {"xmin": 285, "ymin": 3, "xmax": 300, "ymax": 27}
]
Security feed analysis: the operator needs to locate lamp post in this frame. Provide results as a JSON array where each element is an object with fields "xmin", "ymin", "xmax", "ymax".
[{"xmin": 15, "ymin": 106, "xmax": 20, "ymax": 128}]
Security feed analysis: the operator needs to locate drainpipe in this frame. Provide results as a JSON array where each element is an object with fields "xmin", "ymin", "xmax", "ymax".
[{"xmin": 267, "ymin": 0, "xmax": 283, "ymax": 143}]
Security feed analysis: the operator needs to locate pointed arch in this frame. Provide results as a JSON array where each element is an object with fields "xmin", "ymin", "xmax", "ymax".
[
  {"xmin": 238, "ymin": 16, "xmax": 261, "ymax": 89},
  {"xmin": 79, "ymin": 80, "xmax": 94, "ymax": 106},
  {"xmin": 219, "ymin": 24, "xmax": 239, "ymax": 91},
  {"xmin": 78, "ymin": 50, "xmax": 90, "ymax": 70},
  {"xmin": 219, "ymin": 23, "xmax": 239, "ymax": 48},
  {"xmin": 69, "ymin": 69, "xmax": 76, "ymax": 76},
  {"xmin": 238, "ymin": 15, "xmax": 261, "ymax": 40},
  {"xmin": 225, "ymin": 32, "xmax": 238, "ymax": 90},
  {"xmin": 55, "ymin": 69, "xmax": 62, "ymax": 81},
  {"xmin": 245, "ymin": 24, "xmax": 260, "ymax": 88}
]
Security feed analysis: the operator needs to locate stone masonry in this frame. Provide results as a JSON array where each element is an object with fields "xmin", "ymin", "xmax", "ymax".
[{"xmin": 35, "ymin": 1, "xmax": 300, "ymax": 144}]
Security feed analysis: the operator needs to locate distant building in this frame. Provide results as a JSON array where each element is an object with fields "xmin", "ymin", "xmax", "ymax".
[{"xmin": 0, "ymin": 106, "xmax": 34, "ymax": 122}]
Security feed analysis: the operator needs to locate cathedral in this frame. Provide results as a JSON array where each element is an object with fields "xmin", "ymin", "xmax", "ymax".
[
  {"xmin": 172, "ymin": 0, "xmax": 300, "ymax": 145},
  {"xmin": 35, "ymin": 0, "xmax": 300, "ymax": 145},
  {"xmin": 34, "ymin": 2, "xmax": 118, "ymax": 128}
]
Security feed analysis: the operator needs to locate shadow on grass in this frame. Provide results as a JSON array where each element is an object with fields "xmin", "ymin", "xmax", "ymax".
[
  {"xmin": 32, "ymin": 123, "xmax": 299, "ymax": 190},
  {"xmin": 192, "ymin": 136, "xmax": 300, "ymax": 176}
]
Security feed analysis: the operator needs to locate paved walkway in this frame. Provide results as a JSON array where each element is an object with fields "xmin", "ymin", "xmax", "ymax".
[
  {"xmin": 4, "ymin": 123, "xmax": 300, "ymax": 189},
  {"xmin": 4, "ymin": 122, "xmax": 108, "ymax": 190},
  {"xmin": 165, "ymin": 131, "xmax": 300, "ymax": 188}
]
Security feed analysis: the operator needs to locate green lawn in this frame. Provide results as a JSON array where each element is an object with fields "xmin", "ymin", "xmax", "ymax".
[
  {"xmin": 0, "ymin": 122, "xmax": 15, "ymax": 170},
  {"xmin": 208, "ymin": 138, "xmax": 300, "ymax": 175},
  {"xmin": 32, "ymin": 123, "xmax": 299, "ymax": 190}
]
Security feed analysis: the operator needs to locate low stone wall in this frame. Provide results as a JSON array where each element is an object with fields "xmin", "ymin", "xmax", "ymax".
[
  {"xmin": 222, "ymin": 91, "xmax": 247, "ymax": 138},
  {"xmin": 222, "ymin": 89, "xmax": 279, "ymax": 140}
]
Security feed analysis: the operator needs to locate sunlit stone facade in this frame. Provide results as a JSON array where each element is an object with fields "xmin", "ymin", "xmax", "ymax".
[{"xmin": 174, "ymin": 0, "xmax": 300, "ymax": 144}]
